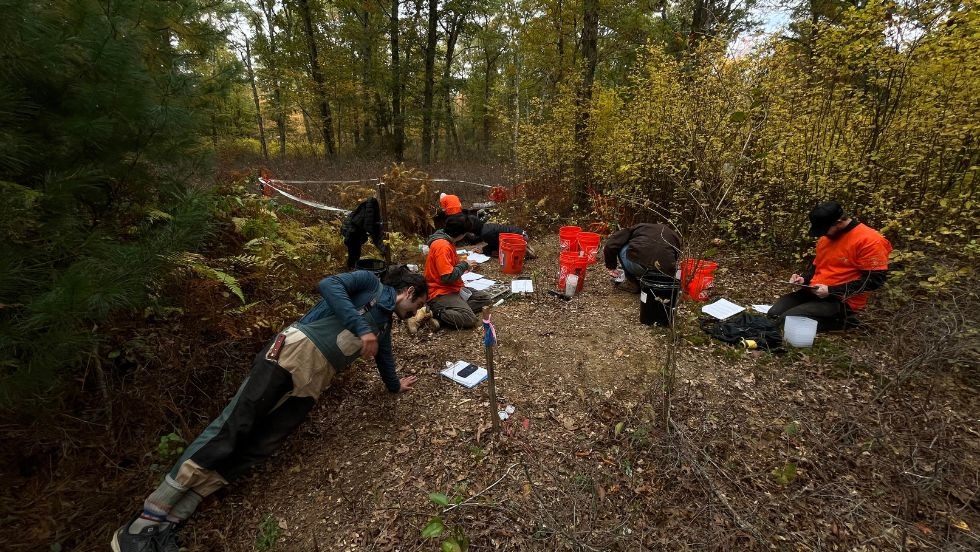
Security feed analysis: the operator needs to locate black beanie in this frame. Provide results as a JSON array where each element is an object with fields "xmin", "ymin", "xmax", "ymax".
[{"xmin": 444, "ymin": 214, "xmax": 468, "ymax": 238}]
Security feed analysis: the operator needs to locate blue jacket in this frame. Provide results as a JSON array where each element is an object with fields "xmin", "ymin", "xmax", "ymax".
[{"xmin": 299, "ymin": 271, "xmax": 400, "ymax": 392}]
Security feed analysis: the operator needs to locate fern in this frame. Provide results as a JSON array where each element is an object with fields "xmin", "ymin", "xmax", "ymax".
[
  {"xmin": 228, "ymin": 301, "xmax": 262, "ymax": 315},
  {"xmin": 173, "ymin": 253, "xmax": 246, "ymax": 303}
]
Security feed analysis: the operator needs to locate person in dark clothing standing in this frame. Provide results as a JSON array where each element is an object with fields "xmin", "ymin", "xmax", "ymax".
[
  {"xmin": 603, "ymin": 223, "xmax": 683, "ymax": 293},
  {"xmin": 341, "ymin": 197, "xmax": 385, "ymax": 268},
  {"xmin": 769, "ymin": 201, "xmax": 892, "ymax": 331},
  {"xmin": 111, "ymin": 268, "xmax": 426, "ymax": 552}
]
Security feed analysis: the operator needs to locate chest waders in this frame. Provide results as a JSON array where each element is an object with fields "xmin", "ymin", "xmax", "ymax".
[{"xmin": 161, "ymin": 283, "xmax": 389, "ymax": 502}]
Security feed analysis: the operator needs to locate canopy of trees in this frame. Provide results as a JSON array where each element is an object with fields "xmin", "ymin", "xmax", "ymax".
[{"xmin": 1, "ymin": 0, "xmax": 977, "ymax": 399}]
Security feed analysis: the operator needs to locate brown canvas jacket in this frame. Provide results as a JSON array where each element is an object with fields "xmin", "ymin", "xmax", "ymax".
[{"xmin": 602, "ymin": 223, "xmax": 682, "ymax": 275}]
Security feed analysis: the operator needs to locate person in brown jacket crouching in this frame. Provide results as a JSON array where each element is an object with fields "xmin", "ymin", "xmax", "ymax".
[{"xmin": 603, "ymin": 223, "xmax": 682, "ymax": 293}]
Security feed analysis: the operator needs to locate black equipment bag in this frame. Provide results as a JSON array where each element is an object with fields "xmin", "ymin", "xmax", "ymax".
[{"xmin": 700, "ymin": 312, "xmax": 783, "ymax": 351}]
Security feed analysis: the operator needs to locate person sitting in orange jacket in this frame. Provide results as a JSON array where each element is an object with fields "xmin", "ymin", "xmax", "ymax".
[
  {"xmin": 423, "ymin": 215, "xmax": 491, "ymax": 330},
  {"xmin": 769, "ymin": 201, "xmax": 892, "ymax": 331}
]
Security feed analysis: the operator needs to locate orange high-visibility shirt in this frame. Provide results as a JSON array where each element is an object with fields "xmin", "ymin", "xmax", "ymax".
[
  {"xmin": 811, "ymin": 223, "xmax": 892, "ymax": 310},
  {"xmin": 424, "ymin": 238, "xmax": 463, "ymax": 300}
]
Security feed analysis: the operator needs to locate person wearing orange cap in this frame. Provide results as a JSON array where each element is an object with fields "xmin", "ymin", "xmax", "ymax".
[
  {"xmin": 432, "ymin": 193, "xmax": 465, "ymax": 230},
  {"xmin": 439, "ymin": 193, "xmax": 463, "ymax": 215},
  {"xmin": 433, "ymin": 192, "xmax": 535, "ymax": 259}
]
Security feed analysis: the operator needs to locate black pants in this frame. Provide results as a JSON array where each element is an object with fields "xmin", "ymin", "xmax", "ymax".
[
  {"xmin": 480, "ymin": 224, "xmax": 525, "ymax": 257},
  {"xmin": 345, "ymin": 235, "xmax": 367, "ymax": 269},
  {"xmin": 169, "ymin": 345, "xmax": 315, "ymax": 486},
  {"xmin": 768, "ymin": 290, "xmax": 850, "ymax": 332}
]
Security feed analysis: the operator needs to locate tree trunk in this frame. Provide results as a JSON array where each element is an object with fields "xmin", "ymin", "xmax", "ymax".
[
  {"xmin": 357, "ymin": 8, "xmax": 375, "ymax": 149},
  {"xmin": 390, "ymin": 0, "xmax": 405, "ymax": 161},
  {"xmin": 482, "ymin": 56, "xmax": 493, "ymax": 150},
  {"xmin": 573, "ymin": 0, "xmax": 598, "ymax": 206},
  {"xmin": 297, "ymin": 0, "xmax": 336, "ymax": 158},
  {"xmin": 374, "ymin": 89, "xmax": 391, "ymax": 147},
  {"xmin": 689, "ymin": 0, "xmax": 709, "ymax": 49},
  {"xmin": 421, "ymin": 0, "xmax": 438, "ymax": 164},
  {"xmin": 260, "ymin": 0, "xmax": 288, "ymax": 157},
  {"xmin": 241, "ymin": 37, "xmax": 269, "ymax": 160},
  {"xmin": 442, "ymin": 11, "xmax": 463, "ymax": 157},
  {"xmin": 554, "ymin": 0, "xmax": 565, "ymax": 88},
  {"xmin": 301, "ymin": 105, "xmax": 317, "ymax": 156}
]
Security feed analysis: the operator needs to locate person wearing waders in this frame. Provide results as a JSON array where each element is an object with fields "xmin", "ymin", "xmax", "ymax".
[{"xmin": 111, "ymin": 267, "xmax": 427, "ymax": 552}]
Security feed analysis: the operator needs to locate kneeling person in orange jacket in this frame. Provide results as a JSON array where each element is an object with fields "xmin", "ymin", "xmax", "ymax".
[{"xmin": 424, "ymin": 215, "xmax": 492, "ymax": 330}]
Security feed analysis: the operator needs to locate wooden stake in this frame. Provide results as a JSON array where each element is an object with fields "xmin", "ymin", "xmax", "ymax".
[{"xmin": 484, "ymin": 307, "xmax": 501, "ymax": 434}]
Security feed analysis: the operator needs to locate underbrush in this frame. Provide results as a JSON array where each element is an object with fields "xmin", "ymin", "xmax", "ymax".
[{"xmin": 0, "ymin": 177, "xmax": 351, "ymax": 550}]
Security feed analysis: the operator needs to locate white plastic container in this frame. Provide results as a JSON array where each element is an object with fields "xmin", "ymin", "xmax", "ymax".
[
  {"xmin": 784, "ymin": 316, "xmax": 818, "ymax": 347},
  {"xmin": 565, "ymin": 274, "xmax": 579, "ymax": 297}
]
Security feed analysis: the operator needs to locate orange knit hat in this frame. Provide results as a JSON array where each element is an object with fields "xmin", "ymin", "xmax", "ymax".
[{"xmin": 439, "ymin": 193, "xmax": 462, "ymax": 215}]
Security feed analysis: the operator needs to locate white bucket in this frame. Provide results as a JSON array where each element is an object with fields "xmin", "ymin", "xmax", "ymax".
[{"xmin": 784, "ymin": 316, "xmax": 818, "ymax": 347}]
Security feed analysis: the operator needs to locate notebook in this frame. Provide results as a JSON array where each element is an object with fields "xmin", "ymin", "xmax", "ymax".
[
  {"xmin": 440, "ymin": 361, "xmax": 488, "ymax": 388},
  {"xmin": 701, "ymin": 298, "xmax": 745, "ymax": 320}
]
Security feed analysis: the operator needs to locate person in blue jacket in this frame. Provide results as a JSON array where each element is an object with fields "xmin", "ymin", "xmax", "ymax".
[{"xmin": 111, "ymin": 267, "xmax": 426, "ymax": 552}]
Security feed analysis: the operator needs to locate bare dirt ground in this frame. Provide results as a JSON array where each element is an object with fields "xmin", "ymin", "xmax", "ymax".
[
  {"xmin": 3, "ymin": 170, "xmax": 976, "ymax": 551},
  {"xmin": 168, "ymin": 238, "xmax": 979, "ymax": 551}
]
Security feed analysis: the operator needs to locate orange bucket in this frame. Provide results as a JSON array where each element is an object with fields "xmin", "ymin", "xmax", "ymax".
[
  {"xmin": 558, "ymin": 226, "xmax": 581, "ymax": 253},
  {"xmin": 679, "ymin": 259, "xmax": 718, "ymax": 301},
  {"xmin": 500, "ymin": 242, "xmax": 527, "ymax": 274},
  {"xmin": 557, "ymin": 251, "xmax": 588, "ymax": 293},
  {"xmin": 498, "ymin": 233, "xmax": 524, "ymax": 264},
  {"xmin": 577, "ymin": 232, "xmax": 602, "ymax": 264}
]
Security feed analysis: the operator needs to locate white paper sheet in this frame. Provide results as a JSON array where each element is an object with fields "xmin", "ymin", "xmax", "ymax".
[
  {"xmin": 462, "ymin": 272, "xmax": 484, "ymax": 283},
  {"xmin": 466, "ymin": 278, "xmax": 496, "ymax": 291},
  {"xmin": 701, "ymin": 298, "xmax": 745, "ymax": 320},
  {"xmin": 511, "ymin": 279, "xmax": 534, "ymax": 293},
  {"xmin": 465, "ymin": 252, "xmax": 491, "ymax": 263},
  {"xmin": 752, "ymin": 304, "xmax": 772, "ymax": 314},
  {"xmin": 440, "ymin": 360, "xmax": 488, "ymax": 388}
]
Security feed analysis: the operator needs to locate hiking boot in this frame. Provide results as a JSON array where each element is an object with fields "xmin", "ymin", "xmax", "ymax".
[
  {"xmin": 111, "ymin": 518, "xmax": 167, "ymax": 552},
  {"xmin": 405, "ymin": 306, "xmax": 430, "ymax": 335},
  {"xmin": 155, "ymin": 524, "xmax": 182, "ymax": 552}
]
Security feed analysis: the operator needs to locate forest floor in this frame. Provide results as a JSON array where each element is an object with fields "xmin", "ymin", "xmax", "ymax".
[
  {"xmin": 4, "ymin": 185, "xmax": 978, "ymax": 551},
  {"xmin": 174, "ymin": 239, "xmax": 978, "ymax": 551}
]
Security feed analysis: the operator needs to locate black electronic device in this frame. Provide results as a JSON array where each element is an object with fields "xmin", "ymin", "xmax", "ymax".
[{"xmin": 456, "ymin": 363, "xmax": 479, "ymax": 378}]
